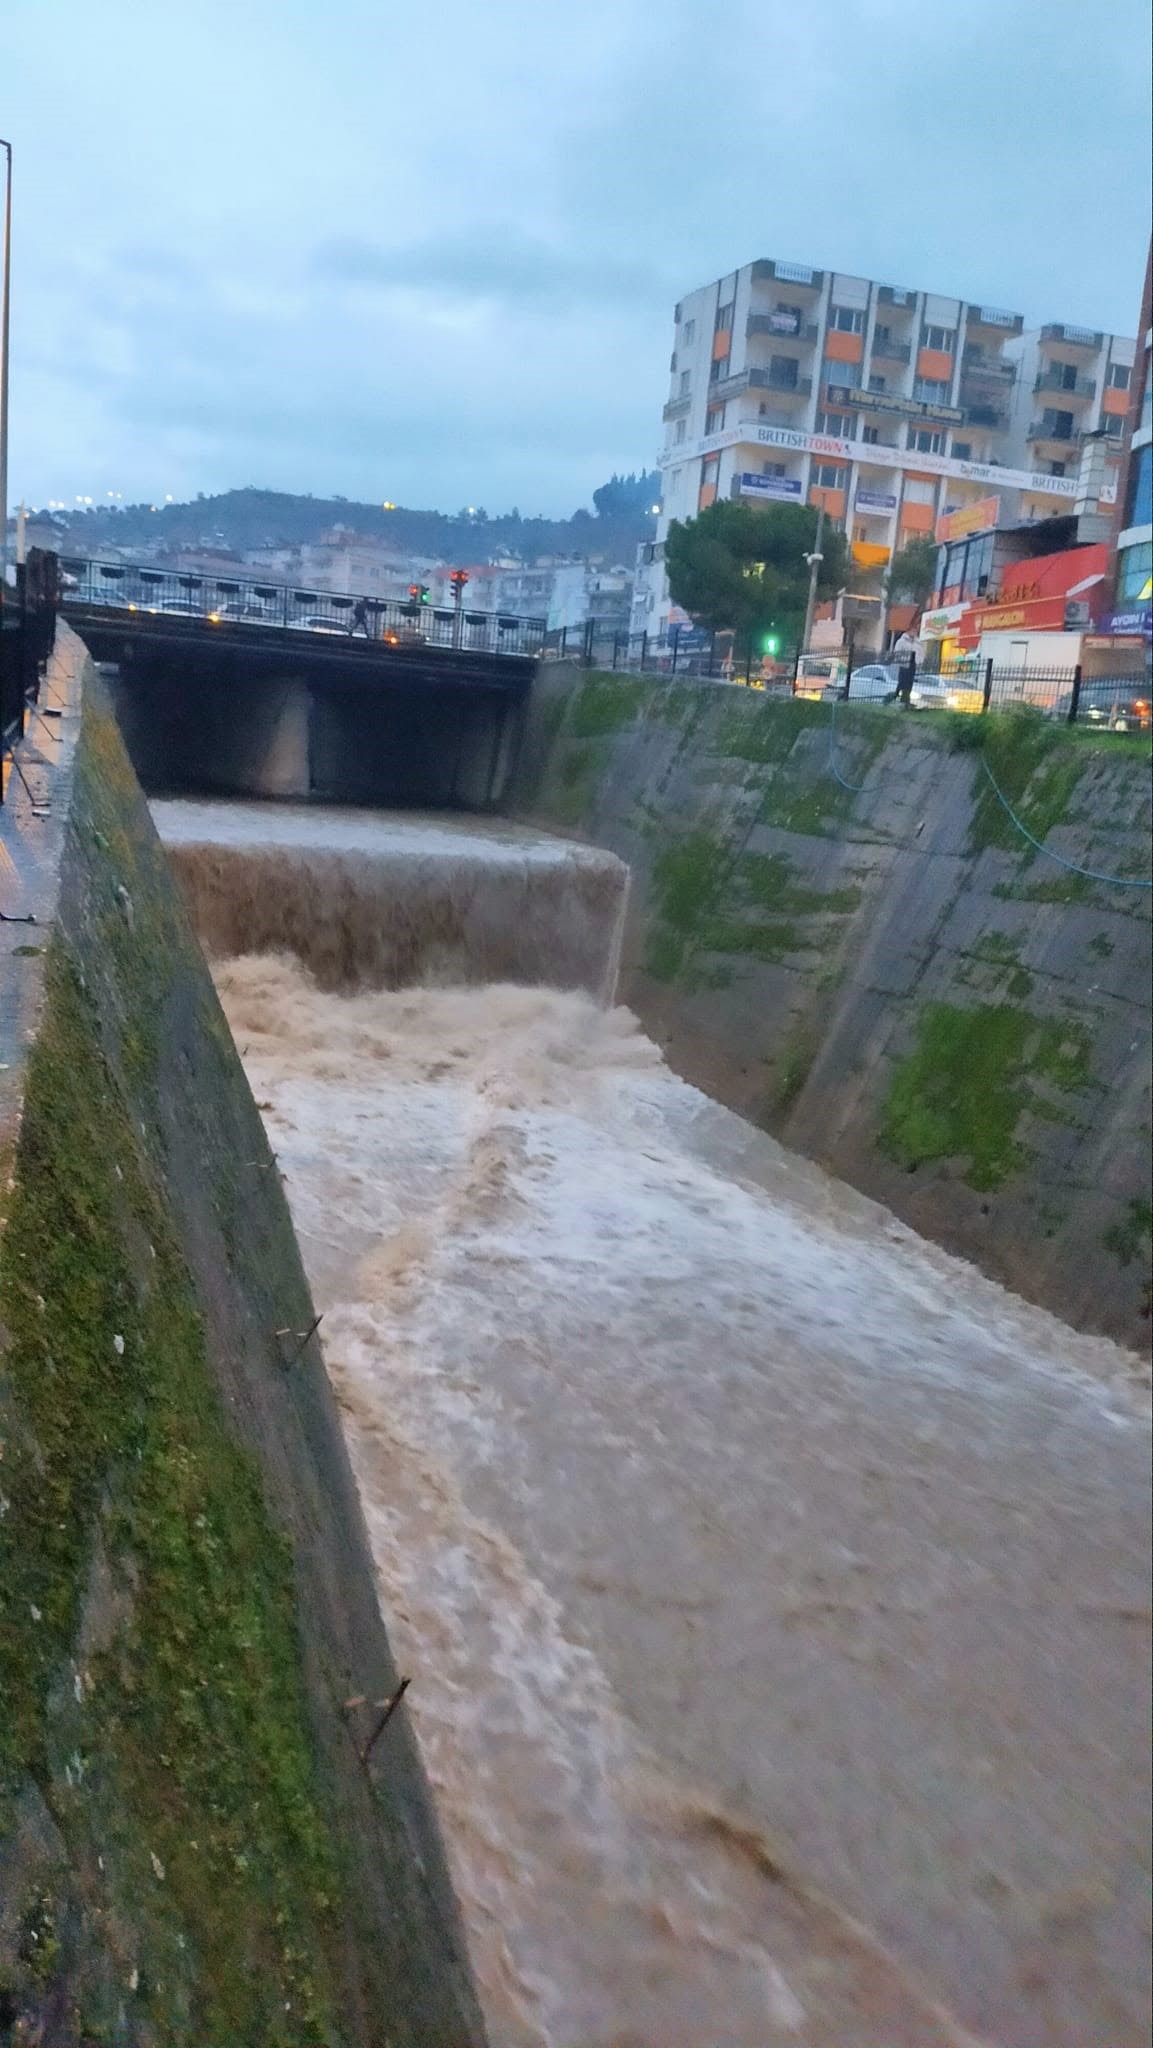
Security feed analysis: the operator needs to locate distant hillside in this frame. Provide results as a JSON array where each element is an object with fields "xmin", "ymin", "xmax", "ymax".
[{"xmin": 48, "ymin": 476, "xmax": 660, "ymax": 566}]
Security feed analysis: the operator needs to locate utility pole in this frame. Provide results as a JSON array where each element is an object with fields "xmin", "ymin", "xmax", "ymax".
[
  {"xmin": 0, "ymin": 140, "xmax": 12, "ymax": 591},
  {"xmin": 800, "ymin": 502, "xmax": 825, "ymax": 656}
]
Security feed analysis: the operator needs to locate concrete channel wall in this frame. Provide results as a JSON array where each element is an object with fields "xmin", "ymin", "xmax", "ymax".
[
  {"xmin": 0, "ymin": 630, "xmax": 486, "ymax": 2046},
  {"xmin": 513, "ymin": 665, "xmax": 1153, "ymax": 1350}
]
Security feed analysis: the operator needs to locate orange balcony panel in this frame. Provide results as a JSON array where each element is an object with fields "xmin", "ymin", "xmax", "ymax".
[
  {"xmin": 888, "ymin": 602, "xmax": 918, "ymax": 632},
  {"xmin": 824, "ymin": 329, "xmax": 863, "ymax": 365},
  {"xmin": 917, "ymin": 346, "xmax": 954, "ymax": 382},
  {"xmin": 900, "ymin": 500, "xmax": 936, "ymax": 533},
  {"xmin": 712, "ymin": 328, "xmax": 731, "ymax": 361},
  {"xmin": 809, "ymin": 486, "xmax": 846, "ymax": 520},
  {"xmin": 1102, "ymin": 385, "xmax": 1129, "ymax": 416},
  {"xmin": 698, "ymin": 483, "xmax": 718, "ymax": 511}
]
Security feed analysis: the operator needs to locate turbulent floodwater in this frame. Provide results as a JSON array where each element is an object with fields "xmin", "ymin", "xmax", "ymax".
[{"xmin": 155, "ymin": 800, "xmax": 1152, "ymax": 2048}]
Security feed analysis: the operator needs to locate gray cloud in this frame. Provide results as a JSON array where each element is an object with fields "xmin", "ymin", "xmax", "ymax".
[{"xmin": 4, "ymin": 0, "xmax": 1150, "ymax": 515}]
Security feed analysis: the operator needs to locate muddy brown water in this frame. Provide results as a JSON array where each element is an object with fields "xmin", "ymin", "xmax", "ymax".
[{"xmin": 155, "ymin": 798, "xmax": 1152, "ymax": 2048}]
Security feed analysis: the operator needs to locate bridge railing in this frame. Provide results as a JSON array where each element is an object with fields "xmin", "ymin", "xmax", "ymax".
[{"xmin": 59, "ymin": 558, "xmax": 549, "ymax": 660}]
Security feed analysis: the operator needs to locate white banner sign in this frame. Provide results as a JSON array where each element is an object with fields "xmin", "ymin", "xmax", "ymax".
[{"xmin": 662, "ymin": 421, "xmax": 1117, "ymax": 505}]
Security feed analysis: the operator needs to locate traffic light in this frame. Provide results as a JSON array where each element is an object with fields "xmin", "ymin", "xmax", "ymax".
[
  {"xmin": 762, "ymin": 631, "xmax": 780, "ymax": 656},
  {"xmin": 449, "ymin": 569, "xmax": 470, "ymax": 597},
  {"xmin": 408, "ymin": 583, "xmax": 430, "ymax": 605}
]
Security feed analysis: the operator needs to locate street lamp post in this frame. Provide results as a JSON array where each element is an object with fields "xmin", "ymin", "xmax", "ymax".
[
  {"xmin": 800, "ymin": 502, "xmax": 825, "ymax": 657},
  {"xmin": 0, "ymin": 140, "xmax": 12, "ymax": 590}
]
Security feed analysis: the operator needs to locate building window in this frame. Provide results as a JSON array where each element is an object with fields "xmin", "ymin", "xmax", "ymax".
[
  {"xmin": 1107, "ymin": 362, "xmax": 1130, "ymax": 390},
  {"xmin": 952, "ymin": 441, "xmax": 972, "ymax": 461},
  {"xmin": 675, "ymin": 419, "xmax": 686, "ymax": 443},
  {"xmin": 1049, "ymin": 460, "xmax": 1066, "ymax": 476},
  {"xmin": 812, "ymin": 462, "xmax": 846, "ymax": 489},
  {"xmin": 1103, "ymin": 413, "xmax": 1125, "ymax": 437},
  {"xmin": 708, "ymin": 358, "xmax": 723, "ymax": 383},
  {"xmin": 1040, "ymin": 409, "xmax": 1075, "ymax": 439},
  {"xmin": 914, "ymin": 378, "xmax": 951, "ymax": 405},
  {"xmin": 682, "ymin": 318, "xmax": 696, "ymax": 345},
  {"xmin": 669, "ymin": 352, "xmax": 677, "ymax": 373},
  {"xmin": 716, "ymin": 301, "xmax": 734, "ymax": 332},
  {"xmin": 777, "ymin": 302, "xmax": 803, "ymax": 323},
  {"xmin": 762, "ymin": 461, "xmax": 787, "ymax": 476},
  {"xmin": 829, "ymin": 305, "xmax": 865, "ymax": 333},
  {"xmin": 705, "ymin": 405, "xmax": 725, "ymax": 434},
  {"xmin": 702, "ymin": 454, "xmax": 720, "ymax": 485},
  {"xmin": 815, "ymin": 410, "xmax": 853, "ymax": 436},
  {"xmin": 921, "ymin": 324, "xmax": 955, "ymax": 353},
  {"xmin": 907, "ymin": 427, "xmax": 944, "ymax": 454},
  {"xmin": 862, "ymin": 426, "xmax": 881, "ymax": 444},
  {"xmin": 1124, "ymin": 442, "xmax": 1153, "ymax": 530},
  {"xmin": 679, "ymin": 369, "xmax": 691, "ymax": 397},
  {"xmin": 1117, "ymin": 538, "xmax": 1151, "ymax": 600},
  {"xmin": 904, "ymin": 478, "xmax": 936, "ymax": 505},
  {"xmin": 868, "ymin": 374, "xmax": 887, "ymax": 393},
  {"xmin": 770, "ymin": 355, "xmax": 800, "ymax": 389}
]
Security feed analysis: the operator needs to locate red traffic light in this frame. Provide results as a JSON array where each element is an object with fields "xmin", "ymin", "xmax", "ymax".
[
  {"xmin": 408, "ymin": 584, "xmax": 420, "ymax": 600},
  {"xmin": 449, "ymin": 568, "xmax": 470, "ymax": 592}
]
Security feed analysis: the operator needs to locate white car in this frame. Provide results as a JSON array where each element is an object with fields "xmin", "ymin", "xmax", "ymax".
[
  {"xmin": 291, "ymin": 613, "xmax": 348, "ymax": 636},
  {"xmin": 843, "ymin": 662, "xmax": 900, "ymax": 701}
]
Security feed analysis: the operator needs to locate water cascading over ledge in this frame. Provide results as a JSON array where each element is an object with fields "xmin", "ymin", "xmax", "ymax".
[{"xmin": 153, "ymin": 800, "xmax": 630, "ymax": 999}]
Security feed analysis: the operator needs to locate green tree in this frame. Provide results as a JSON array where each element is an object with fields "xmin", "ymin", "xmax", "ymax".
[
  {"xmin": 886, "ymin": 534, "xmax": 939, "ymax": 608},
  {"xmin": 664, "ymin": 500, "xmax": 847, "ymax": 655}
]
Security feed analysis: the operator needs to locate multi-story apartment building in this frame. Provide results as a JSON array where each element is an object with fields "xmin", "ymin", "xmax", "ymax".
[
  {"xmin": 1003, "ymin": 324, "xmax": 1135, "ymax": 489},
  {"xmin": 1109, "ymin": 240, "xmax": 1152, "ymax": 637},
  {"xmin": 640, "ymin": 255, "xmax": 1132, "ymax": 649}
]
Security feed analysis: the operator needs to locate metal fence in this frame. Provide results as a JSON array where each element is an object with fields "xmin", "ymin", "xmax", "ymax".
[
  {"xmin": 1, "ymin": 549, "xmax": 58, "ymax": 789},
  {"xmin": 59, "ymin": 557, "xmax": 549, "ymax": 660},
  {"xmin": 544, "ymin": 625, "xmax": 1151, "ymax": 733}
]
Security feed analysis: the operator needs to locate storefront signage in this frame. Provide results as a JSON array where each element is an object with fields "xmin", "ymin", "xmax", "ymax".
[
  {"xmin": 846, "ymin": 387, "xmax": 965, "ymax": 426},
  {"xmin": 971, "ymin": 596, "xmax": 1067, "ymax": 633},
  {"xmin": 855, "ymin": 489, "xmax": 898, "ymax": 512},
  {"xmin": 739, "ymin": 472, "xmax": 803, "ymax": 499},
  {"xmin": 1105, "ymin": 607, "xmax": 1152, "ymax": 636},
  {"xmin": 935, "ymin": 495, "xmax": 1001, "ymax": 542},
  {"xmin": 663, "ymin": 420, "xmax": 1119, "ymax": 508}
]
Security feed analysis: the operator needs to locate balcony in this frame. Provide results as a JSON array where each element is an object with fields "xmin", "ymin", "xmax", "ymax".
[
  {"xmin": 877, "ymin": 284, "xmax": 917, "ymax": 308},
  {"xmin": 751, "ymin": 258, "xmax": 824, "ymax": 293},
  {"xmin": 1034, "ymin": 366, "xmax": 1096, "ymax": 401},
  {"xmin": 1028, "ymin": 417, "xmax": 1077, "ymax": 443},
  {"xmin": 662, "ymin": 395, "xmax": 692, "ymax": 422},
  {"xmin": 870, "ymin": 336, "xmax": 912, "ymax": 364},
  {"xmin": 962, "ymin": 403, "xmax": 1011, "ymax": 432},
  {"xmin": 710, "ymin": 366, "xmax": 812, "ymax": 403},
  {"xmin": 747, "ymin": 313, "xmax": 819, "ymax": 342},
  {"xmin": 1040, "ymin": 321, "xmax": 1102, "ymax": 352},
  {"xmin": 961, "ymin": 348, "xmax": 1015, "ymax": 379},
  {"xmin": 965, "ymin": 303, "xmax": 1024, "ymax": 337}
]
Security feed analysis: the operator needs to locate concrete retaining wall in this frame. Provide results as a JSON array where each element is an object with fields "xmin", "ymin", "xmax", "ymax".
[
  {"xmin": 514, "ymin": 666, "xmax": 1153, "ymax": 1349},
  {"xmin": 0, "ymin": 629, "xmax": 485, "ymax": 2045}
]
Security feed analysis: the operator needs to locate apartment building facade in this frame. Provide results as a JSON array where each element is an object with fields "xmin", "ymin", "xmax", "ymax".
[
  {"xmin": 1110, "ymin": 240, "xmax": 1152, "ymax": 637},
  {"xmin": 642, "ymin": 255, "xmax": 1131, "ymax": 648}
]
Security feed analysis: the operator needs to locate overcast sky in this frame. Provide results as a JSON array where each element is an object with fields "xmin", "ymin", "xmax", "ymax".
[{"xmin": 4, "ymin": 0, "xmax": 1150, "ymax": 517}]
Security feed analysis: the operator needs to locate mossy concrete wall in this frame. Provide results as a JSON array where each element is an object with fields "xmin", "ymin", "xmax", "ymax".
[
  {"xmin": 513, "ymin": 666, "xmax": 1153, "ymax": 1349},
  {"xmin": 0, "ymin": 630, "xmax": 486, "ymax": 2046}
]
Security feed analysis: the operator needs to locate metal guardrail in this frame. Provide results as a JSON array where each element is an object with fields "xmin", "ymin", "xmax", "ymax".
[{"xmin": 59, "ymin": 558, "xmax": 549, "ymax": 660}]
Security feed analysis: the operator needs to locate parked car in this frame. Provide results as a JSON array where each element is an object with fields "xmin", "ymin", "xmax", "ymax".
[
  {"xmin": 909, "ymin": 675, "xmax": 986, "ymax": 713},
  {"xmin": 1057, "ymin": 679, "xmax": 1152, "ymax": 732},
  {"xmin": 290, "ymin": 613, "xmax": 348, "ymax": 635},
  {"xmin": 843, "ymin": 662, "xmax": 900, "ymax": 701}
]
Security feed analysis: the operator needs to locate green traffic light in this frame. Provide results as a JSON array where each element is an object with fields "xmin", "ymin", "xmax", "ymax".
[{"xmin": 762, "ymin": 633, "xmax": 780, "ymax": 655}]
